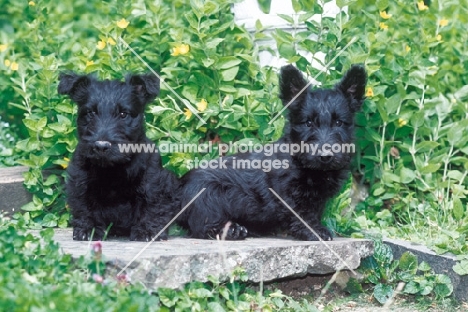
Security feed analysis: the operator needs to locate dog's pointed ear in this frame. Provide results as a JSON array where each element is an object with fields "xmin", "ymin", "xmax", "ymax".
[
  {"xmin": 127, "ymin": 74, "xmax": 160, "ymax": 105},
  {"xmin": 279, "ymin": 65, "xmax": 308, "ymax": 105},
  {"xmin": 58, "ymin": 72, "xmax": 91, "ymax": 104},
  {"xmin": 336, "ymin": 64, "xmax": 367, "ymax": 112}
]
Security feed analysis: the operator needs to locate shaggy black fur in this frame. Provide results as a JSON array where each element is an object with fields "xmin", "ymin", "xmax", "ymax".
[
  {"xmin": 178, "ymin": 65, "xmax": 366, "ymax": 241},
  {"xmin": 58, "ymin": 72, "xmax": 178, "ymax": 241}
]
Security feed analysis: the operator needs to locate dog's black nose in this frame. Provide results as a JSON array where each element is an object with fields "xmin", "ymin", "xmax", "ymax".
[
  {"xmin": 94, "ymin": 141, "xmax": 111, "ymax": 152},
  {"xmin": 320, "ymin": 155, "xmax": 333, "ymax": 163}
]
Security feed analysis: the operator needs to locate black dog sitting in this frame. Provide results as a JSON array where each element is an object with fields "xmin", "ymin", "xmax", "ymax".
[
  {"xmin": 58, "ymin": 72, "xmax": 178, "ymax": 241},
  {"xmin": 179, "ymin": 65, "xmax": 366, "ymax": 241}
]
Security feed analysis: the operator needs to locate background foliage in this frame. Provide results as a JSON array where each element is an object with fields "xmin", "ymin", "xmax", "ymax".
[{"xmin": 0, "ymin": 0, "xmax": 467, "ymax": 263}]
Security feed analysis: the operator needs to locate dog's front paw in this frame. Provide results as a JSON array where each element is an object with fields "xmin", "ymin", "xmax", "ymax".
[
  {"xmin": 130, "ymin": 227, "xmax": 166, "ymax": 242},
  {"xmin": 305, "ymin": 225, "xmax": 333, "ymax": 241},
  {"xmin": 223, "ymin": 222, "xmax": 248, "ymax": 240},
  {"xmin": 73, "ymin": 227, "xmax": 103, "ymax": 241}
]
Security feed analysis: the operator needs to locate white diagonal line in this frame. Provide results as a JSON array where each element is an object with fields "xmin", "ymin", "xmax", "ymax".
[
  {"xmin": 117, "ymin": 188, "xmax": 206, "ymax": 275},
  {"xmin": 118, "ymin": 37, "xmax": 206, "ymax": 125},
  {"xmin": 269, "ymin": 36, "xmax": 357, "ymax": 125},
  {"xmin": 268, "ymin": 188, "xmax": 356, "ymax": 274}
]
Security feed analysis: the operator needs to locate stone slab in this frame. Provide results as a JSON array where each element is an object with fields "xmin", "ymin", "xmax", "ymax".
[
  {"xmin": 0, "ymin": 166, "xmax": 31, "ymax": 215},
  {"xmin": 384, "ymin": 238, "xmax": 467, "ymax": 302},
  {"xmin": 53, "ymin": 228, "xmax": 374, "ymax": 290}
]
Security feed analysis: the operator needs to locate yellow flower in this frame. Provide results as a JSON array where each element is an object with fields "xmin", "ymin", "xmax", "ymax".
[
  {"xmin": 405, "ymin": 45, "xmax": 411, "ymax": 52},
  {"xmin": 10, "ymin": 62, "xmax": 18, "ymax": 71},
  {"xmin": 196, "ymin": 99, "xmax": 208, "ymax": 112},
  {"xmin": 116, "ymin": 18, "xmax": 130, "ymax": 29},
  {"xmin": 107, "ymin": 37, "xmax": 116, "ymax": 45},
  {"xmin": 397, "ymin": 118, "xmax": 407, "ymax": 127},
  {"xmin": 417, "ymin": 1, "xmax": 428, "ymax": 10},
  {"xmin": 439, "ymin": 18, "xmax": 448, "ymax": 27},
  {"xmin": 0, "ymin": 44, "xmax": 7, "ymax": 52},
  {"xmin": 366, "ymin": 87, "xmax": 374, "ymax": 97},
  {"xmin": 4, "ymin": 59, "xmax": 11, "ymax": 67},
  {"xmin": 436, "ymin": 34, "xmax": 442, "ymax": 41},
  {"xmin": 379, "ymin": 22, "xmax": 388, "ymax": 30},
  {"xmin": 61, "ymin": 157, "xmax": 70, "ymax": 169},
  {"xmin": 96, "ymin": 40, "xmax": 106, "ymax": 50},
  {"xmin": 171, "ymin": 44, "xmax": 190, "ymax": 56},
  {"xmin": 183, "ymin": 108, "xmax": 192, "ymax": 120},
  {"xmin": 86, "ymin": 60, "xmax": 94, "ymax": 67},
  {"xmin": 379, "ymin": 11, "xmax": 392, "ymax": 19},
  {"xmin": 29, "ymin": 1, "xmax": 35, "ymax": 6}
]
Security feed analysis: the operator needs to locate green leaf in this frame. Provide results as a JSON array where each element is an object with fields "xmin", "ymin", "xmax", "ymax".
[
  {"xmin": 300, "ymin": 0, "xmax": 316, "ymax": 11},
  {"xmin": 150, "ymin": 106, "xmax": 172, "ymax": 115},
  {"xmin": 24, "ymin": 117, "xmax": 48, "ymax": 132},
  {"xmin": 400, "ymin": 167, "xmax": 416, "ymax": 184},
  {"xmin": 43, "ymin": 174, "xmax": 59, "ymax": 186},
  {"xmin": 257, "ymin": 0, "xmax": 271, "ymax": 13},
  {"xmin": 418, "ymin": 261, "xmax": 432, "ymax": 272},
  {"xmin": 217, "ymin": 57, "xmax": 242, "ymax": 70},
  {"xmin": 376, "ymin": 0, "xmax": 389, "ymax": 10},
  {"xmin": 416, "ymin": 141, "xmax": 439, "ymax": 152},
  {"xmin": 190, "ymin": 288, "xmax": 213, "ymax": 298},
  {"xmin": 344, "ymin": 277, "xmax": 364, "ymax": 294},
  {"xmin": 403, "ymin": 281, "xmax": 419, "ymax": 294},
  {"xmin": 205, "ymin": 38, "xmax": 224, "ymax": 49},
  {"xmin": 278, "ymin": 14, "xmax": 294, "ymax": 24},
  {"xmin": 410, "ymin": 111, "xmax": 424, "ymax": 128},
  {"xmin": 21, "ymin": 201, "xmax": 43, "ymax": 212},
  {"xmin": 291, "ymin": 0, "xmax": 302, "ymax": 12},
  {"xmin": 452, "ymin": 196, "xmax": 464, "ymax": 221},
  {"xmin": 453, "ymin": 260, "xmax": 468, "ymax": 276},
  {"xmin": 398, "ymin": 251, "xmax": 418, "ymax": 273},
  {"xmin": 207, "ymin": 302, "xmax": 225, "ymax": 312},
  {"xmin": 220, "ymin": 67, "xmax": 239, "ymax": 82},
  {"xmin": 373, "ymin": 283, "xmax": 393, "ymax": 304},
  {"xmin": 419, "ymin": 163, "xmax": 441, "ymax": 174},
  {"xmin": 42, "ymin": 213, "xmax": 58, "ymax": 227}
]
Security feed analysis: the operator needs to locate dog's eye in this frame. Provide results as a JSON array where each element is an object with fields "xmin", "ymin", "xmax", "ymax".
[
  {"xmin": 305, "ymin": 120, "xmax": 313, "ymax": 127},
  {"xmin": 120, "ymin": 112, "xmax": 128, "ymax": 119},
  {"xmin": 334, "ymin": 120, "xmax": 343, "ymax": 127}
]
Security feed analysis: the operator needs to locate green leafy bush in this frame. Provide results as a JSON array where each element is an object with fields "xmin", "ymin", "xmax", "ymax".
[
  {"xmin": 354, "ymin": 240, "xmax": 453, "ymax": 305},
  {"xmin": 0, "ymin": 216, "xmax": 320, "ymax": 311}
]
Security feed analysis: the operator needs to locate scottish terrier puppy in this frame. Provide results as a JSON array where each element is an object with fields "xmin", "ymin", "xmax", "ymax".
[
  {"xmin": 179, "ymin": 64, "xmax": 366, "ymax": 241},
  {"xmin": 58, "ymin": 72, "xmax": 178, "ymax": 241}
]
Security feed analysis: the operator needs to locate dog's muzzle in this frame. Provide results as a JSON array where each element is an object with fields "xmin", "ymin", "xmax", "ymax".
[{"xmin": 94, "ymin": 140, "xmax": 112, "ymax": 153}]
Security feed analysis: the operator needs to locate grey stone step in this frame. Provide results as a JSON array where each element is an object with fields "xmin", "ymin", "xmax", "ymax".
[
  {"xmin": 53, "ymin": 228, "xmax": 373, "ymax": 289},
  {"xmin": 385, "ymin": 238, "xmax": 468, "ymax": 302},
  {"xmin": 0, "ymin": 166, "xmax": 31, "ymax": 215}
]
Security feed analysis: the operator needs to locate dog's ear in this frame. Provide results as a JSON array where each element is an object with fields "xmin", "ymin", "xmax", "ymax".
[
  {"xmin": 336, "ymin": 64, "xmax": 367, "ymax": 112},
  {"xmin": 58, "ymin": 72, "xmax": 91, "ymax": 104},
  {"xmin": 279, "ymin": 65, "xmax": 308, "ymax": 105},
  {"xmin": 127, "ymin": 74, "xmax": 160, "ymax": 105}
]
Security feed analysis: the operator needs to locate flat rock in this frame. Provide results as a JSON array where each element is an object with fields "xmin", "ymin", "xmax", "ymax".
[
  {"xmin": 0, "ymin": 166, "xmax": 31, "ymax": 215},
  {"xmin": 53, "ymin": 228, "xmax": 373, "ymax": 289}
]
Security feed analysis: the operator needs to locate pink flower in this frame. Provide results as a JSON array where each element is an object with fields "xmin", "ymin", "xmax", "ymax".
[
  {"xmin": 92, "ymin": 274, "xmax": 104, "ymax": 284},
  {"xmin": 92, "ymin": 241, "xmax": 102, "ymax": 254}
]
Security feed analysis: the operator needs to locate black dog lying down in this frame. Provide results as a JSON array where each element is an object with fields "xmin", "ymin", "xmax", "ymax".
[
  {"xmin": 179, "ymin": 65, "xmax": 366, "ymax": 241},
  {"xmin": 58, "ymin": 72, "xmax": 178, "ymax": 241}
]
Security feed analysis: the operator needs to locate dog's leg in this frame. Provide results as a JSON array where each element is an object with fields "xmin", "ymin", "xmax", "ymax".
[{"xmin": 288, "ymin": 208, "xmax": 333, "ymax": 241}]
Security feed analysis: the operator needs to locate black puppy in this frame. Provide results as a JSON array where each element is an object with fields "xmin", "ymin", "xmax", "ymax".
[
  {"xmin": 179, "ymin": 65, "xmax": 366, "ymax": 240},
  {"xmin": 58, "ymin": 72, "xmax": 178, "ymax": 241}
]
